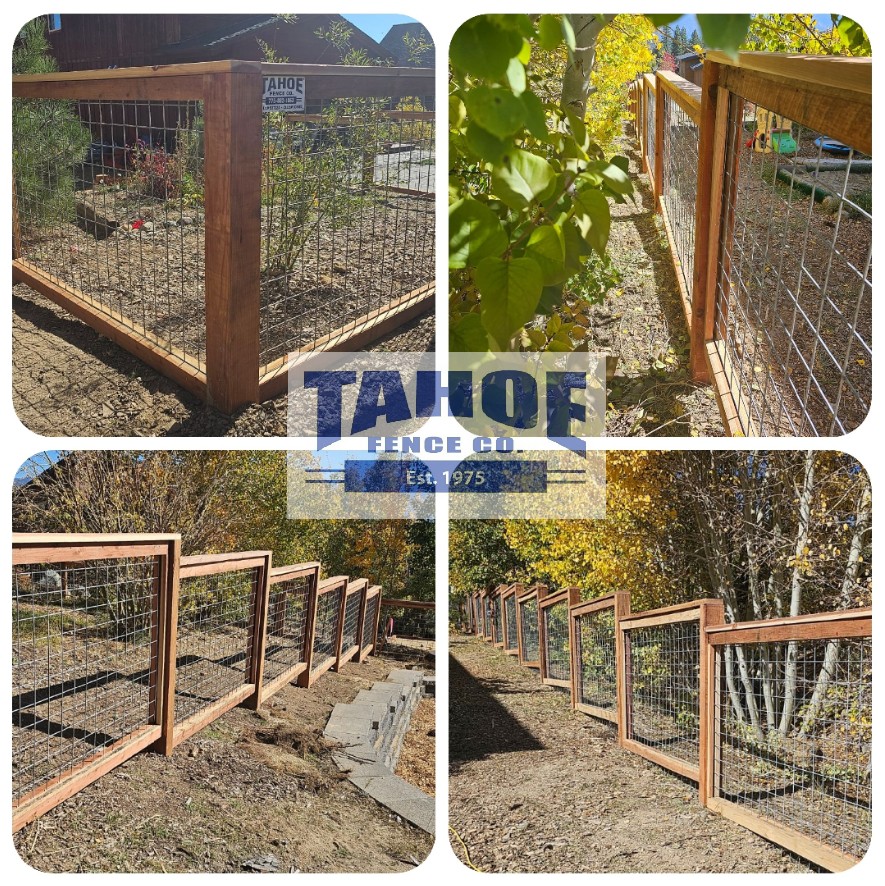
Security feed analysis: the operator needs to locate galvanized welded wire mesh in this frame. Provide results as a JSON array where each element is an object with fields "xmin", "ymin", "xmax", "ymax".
[
  {"xmin": 543, "ymin": 599, "xmax": 571, "ymax": 683},
  {"xmin": 716, "ymin": 636, "xmax": 871, "ymax": 859},
  {"xmin": 12, "ymin": 557, "xmax": 159, "ymax": 803},
  {"xmin": 575, "ymin": 607, "xmax": 618, "ymax": 713},
  {"xmin": 362, "ymin": 594, "xmax": 379, "ymax": 650},
  {"xmin": 262, "ymin": 573, "xmax": 311, "ymax": 684},
  {"xmin": 644, "ymin": 85, "xmax": 657, "ymax": 181},
  {"xmin": 519, "ymin": 596, "xmax": 540, "ymax": 662},
  {"xmin": 311, "ymin": 586, "xmax": 344, "ymax": 672},
  {"xmin": 504, "ymin": 593, "xmax": 518, "ymax": 650},
  {"xmin": 341, "ymin": 588, "xmax": 363, "ymax": 653}
]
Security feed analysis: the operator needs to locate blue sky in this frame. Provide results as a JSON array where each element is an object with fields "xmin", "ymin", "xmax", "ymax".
[
  {"xmin": 342, "ymin": 14, "xmax": 416, "ymax": 43},
  {"xmin": 671, "ymin": 13, "xmax": 835, "ymax": 37}
]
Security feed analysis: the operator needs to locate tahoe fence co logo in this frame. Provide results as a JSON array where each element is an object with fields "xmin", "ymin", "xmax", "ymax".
[{"xmin": 287, "ymin": 351, "xmax": 606, "ymax": 446}]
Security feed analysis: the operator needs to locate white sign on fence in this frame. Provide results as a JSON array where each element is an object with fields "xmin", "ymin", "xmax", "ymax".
[{"xmin": 262, "ymin": 75, "xmax": 306, "ymax": 113}]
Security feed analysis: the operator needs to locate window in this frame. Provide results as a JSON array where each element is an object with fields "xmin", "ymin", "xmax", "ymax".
[{"xmin": 47, "ymin": 14, "xmax": 61, "ymax": 32}]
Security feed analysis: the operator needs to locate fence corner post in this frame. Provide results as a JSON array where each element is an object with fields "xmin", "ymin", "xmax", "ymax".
[
  {"xmin": 698, "ymin": 599, "xmax": 724, "ymax": 806},
  {"xmin": 203, "ymin": 62, "xmax": 262, "ymax": 413},
  {"xmin": 689, "ymin": 59, "xmax": 724, "ymax": 383}
]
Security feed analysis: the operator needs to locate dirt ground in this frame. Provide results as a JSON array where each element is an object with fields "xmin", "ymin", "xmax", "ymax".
[
  {"xmin": 12, "ymin": 284, "xmax": 433, "ymax": 437},
  {"xmin": 14, "ymin": 652, "xmax": 434, "ymax": 874},
  {"xmin": 396, "ymin": 697, "xmax": 436, "ymax": 797},
  {"xmin": 448, "ymin": 635, "xmax": 814, "ymax": 874},
  {"xmin": 596, "ymin": 137, "xmax": 722, "ymax": 437}
]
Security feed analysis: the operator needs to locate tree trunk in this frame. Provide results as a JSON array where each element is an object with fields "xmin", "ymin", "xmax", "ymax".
[{"xmin": 560, "ymin": 15, "xmax": 612, "ymax": 116}]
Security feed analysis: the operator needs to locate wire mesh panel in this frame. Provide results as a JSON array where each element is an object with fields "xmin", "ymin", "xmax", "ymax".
[
  {"xmin": 262, "ymin": 565, "xmax": 317, "ymax": 692},
  {"xmin": 574, "ymin": 608, "xmax": 618, "ymax": 715},
  {"xmin": 11, "ymin": 534, "xmax": 176, "ymax": 831},
  {"xmin": 493, "ymin": 594, "xmax": 504, "ymax": 647},
  {"xmin": 644, "ymin": 80, "xmax": 656, "ymax": 184},
  {"xmin": 13, "ymin": 96, "xmax": 207, "ymax": 371},
  {"xmin": 659, "ymin": 86, "xmax": 699, "ymax": 306},
  {"xmin": 483, "ymin": 594, "xmax": 493, "ymax": 640},
  {"xmin": 541, "ymin": 595, "xmax": 572, "ymax": 687},
  {"xmin": 713, "ymin": 634, "xmax": 871, "ymax": 866},
  {"xmin": 625, "ymin": 619, "xmax": 701, "ymax": 771},
  {"xmin": 504, "ymin": 592, "xmax": 518, "ymax": 652},
  {"xmin": 259, "ymin": 89, "xmax": 435, "ymax": 370},
  {"xmin": 380, "ymin": 601, "xmax": 434, "ymax": 640},
  {"xmin": 711, "ymin": 90, "xmax": 872, "ymax": 435},
  {"xmin": 311, "ymin": 582, "xmax": 345, "ymax": 677},
  {"xmin": 174, "ymin": 558, "xmax": 264, "ymax": 733},
  {"xmin": 518, "ymin": 594, "xmax": 540, "ymax": 665},
  {"xmin": 338, "ymin": 581, "xmax": 367, "ymax": 667},
  {"xmin": 360, "ymin": 588, "xmax": 381, "ymax": 660}
]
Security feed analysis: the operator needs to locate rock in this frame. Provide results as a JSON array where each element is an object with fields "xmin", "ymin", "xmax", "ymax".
[
  {"xmin": 241, "ymin": 855, "xmax": 279, "ymax": 873},
  {"xmin": 141, "ymin": 221, "xmax": 154, "ymax": 233},
  {"xmin": 75, "ymin": 201, "xmax": 119, "ymax": 240},
  {"xmin": 179, "ymin": 216, "xmax": 194, "ymax": 226}
]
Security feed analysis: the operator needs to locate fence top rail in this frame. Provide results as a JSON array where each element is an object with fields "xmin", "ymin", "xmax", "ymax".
[
  {"xmin": 500, "ymin": 583, "xmax": 522, "ymax": 600},
  {"xmin": 705, "ymin": 50, "xmax": 871, "ymax": 96},
  {"xmin": 539, "ymin": 586, "xmax": 579, "ymax": 610},
  {"xmin": 12, "ymin": 59, "xmax": 256, "ymax": 86},
  {"xmin": 269, "ymin": 561, "xmax": 320, "ymax": 582},
  {"xmin": 518, "ymin": 582, "xmax": 549, "ymax": 603},
  {"xmin": 380, "ymin": 598, "xmax": 434, "ymax": 610},
  {"xmin": 366, "ymin": 585, "xmax": 382, "ymax": 598},
  {"xmin": 346, "ymin": 578, "xmax": 369, "ymax": 595},
  {"xmin": 12, "ymin": 532, "xmax": 180, "ymax": 565},
  {"xmin": 318, "ymin": 575, "xmax": 348, "ymax": 594},
  {"xmin": 569, "ymin": 590, "xmax": 629, "ymax": 618},
  {"xmin": 619, "ymin": 597, "xmax": 722, "ymax": 630},
  {"xmin": 656, "ymin": 70, "xmax": 702, "ymax": 121},
  {"xmin": 643, "ymin": 71, "xmax": 657, "ymax": 90},
  {"xmin": 259, "ymin": 62, "xmax": 433, "ymax": 80},
  {"xmin": 706, "ymin": 606, "xmax": 871, "ymax": 636},
  {"xmin": 180, "ymin": 550, "xmax": 271, "ymax": 579}
]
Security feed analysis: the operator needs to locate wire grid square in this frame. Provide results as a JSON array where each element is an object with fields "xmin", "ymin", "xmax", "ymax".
[
  {"xmin": 660, "ymin": 91, "xmax": 698, "ymax": 302},
  {"xmin": 341, "ymin": 589, "xmax": 363, "ymax": 653},
  {"xmin": 504, "ymin": 594, "xmax": 518, "ymax": 649},
  {"xmin": 174, "ymin": 567, "xmax": 258, "ymax": 724},
  {"xmin": 258, "ymin": 93, "xmax": 435, "ymax": 367},
  {"xmin": 13, "ymin": 97, "xmax": 207, "ymax": 370},
  {"xmin": 12, "ymin": 558, "xmax": 159, "ymax": 803},
  {"xmin": 626, "ymin": 620, "xmax": 701, "ymax": 767},
  {"xmin": 713, "ymin": 92, "xmax": 872, "ymax": 435},
  {"xmin": 576, "ymin": 607, "xmax": 618, "ymax": 712},
  {"xmin": 362, "ymin": 594, "xmax": 379, "ymax": 650},
  {"xmin": 311, "ymin": 586, "xmax": 343, "ymax": 672},
  {"xmin": 543, "ymin": 600, "xmax": 571, "ymax": 682},
  {"xmin": 262, "ymin": 574, "xmax": 311, "ymax": 683},
  {"xmin": 716, "ymin": 637, "xmax": 871, "ymax": 859},
  {"xmin": 519, "ymin": 597, "xmax": 540, "ymax": 662}
]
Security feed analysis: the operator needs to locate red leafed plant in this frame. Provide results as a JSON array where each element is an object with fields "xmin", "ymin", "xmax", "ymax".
[{"xmin": 128, "ymin": 140, "xmax": 183, "ymax": 200}]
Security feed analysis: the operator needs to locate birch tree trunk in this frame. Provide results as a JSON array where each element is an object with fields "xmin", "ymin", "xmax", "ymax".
[{"xmin": 560, "ymin": 15, "xmax": 613, "ymax": 116}]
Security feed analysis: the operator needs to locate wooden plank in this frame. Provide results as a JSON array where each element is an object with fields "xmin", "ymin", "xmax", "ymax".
[
  {"xmin": 718, "ymin": 65, "xmax": 870, "ymax": 156},
  {"xmin": 617, "ymin": 627, "xmax": 632, "ymax": 747},
  {"xmin": 707, "ymin": 618, "xmax": 872, "ymax": 646},
  {"xmin": 13, "ymin": 261, "xmax": 207, "ymax": 400},
  {"xmin": 244, "ymin": 554, "xmax": 273, "ymax": 710},
  {"xmin": 203, "ymin": 68, "xmax": 261, "ymax": 412},
  {"xmin": 654, "ymin": 75, "xmax": 665, "ymax": 209},
  {"xmin": 704, "ymin": 340, "xmax": 744, "ymax": 436},
  {"xmin": 575, "ymin": 703, "xmax": 619, "ymax": 724},
  {"xmin": 12, "ymin": 541, "xmax": 172, "ymax": 565},
  {"xmin": 705, "ymin": 50, "xmax": 871, "ymax": 97},
  {"xmin": 12, "ymin": 172, "xmax": 22, "ymax": 260},
  {"xmin": 297, "ymin": 573, "xmax": 320, "ymax": 688},
  {"xmin": 172, "ymin": 683, "xmax": 254, "ymax": 748},
  {"xmin": 260, "ymin": 661, "xmax": 308, "ymax": 703},
  {"xmin": 270, "ymin": 562, "xmax": 321, "ymax": 581},
  {"xmin": 369, "ymin": 585, "xmax": 384, "ymax": 658},
  {"xmin": 12, "ymin": 724, "xmax": 161, "ymax": 832},
  {"xmin": 659, "ymin": 203, "xmax": 693, "ymax": 331},
  {"xmin": 698, "ymin": 600, "xmax": 724, "ymax": 805},
  {"xmin": 621, "ymin": 597, "xmax": 718, "ymax": 623},
  {"xmin": 13, "ymin": 60, "xmax": 253, "ymax": 84},
  {"xmin": 656, "ymin": 71, "xmax": 702, "ymax": 123},
  {"xmin": 381, "ymin": 598, "xmax": 434, "ymax": 610},
  {"xmin": 619, "ymin": 608, "xmax": 705, "ymax": 631},
  {"xmin": 180, "ymin": 551, "xmax": 271, "ymax": 567},
  {"xmin": 332, "ymin": 581, "xmax": 349, "ymax": 672},
  {"xmin": 13, "ymin": 75, "xmax": 204, "ymax": 102},
  {"xmin": 612, "ymin": 591, "xmax": 630, "ymax": 734},
  {"xmin": 179, "ymin": 555, "xmax": 269, "ymax": 579},
  {"xmin": 257, "ymin": 283, "xmax": 435, "ymax": 400},
  {"xmin": 156, "ymin": 538, "xmax": 180, "ymax": 756},
  {"xmin": 689, "ymin": 61, "xmax": 721, "ymax": 382},
  {"xmin": 706, "ymin": 796, "xmax": 860, "ymax": 872},
  {"xmin": 621, "ymin": 737, "xmax": 700, "ymax": 782},
  {"xmin": 706, "ymin": 607, "xmax": 871, "ymax": 633}
]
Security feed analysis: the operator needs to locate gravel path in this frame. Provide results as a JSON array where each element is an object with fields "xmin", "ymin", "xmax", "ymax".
[{"xmin": 448, "ymin": 634, "xmax": 813, "ymax": 873}]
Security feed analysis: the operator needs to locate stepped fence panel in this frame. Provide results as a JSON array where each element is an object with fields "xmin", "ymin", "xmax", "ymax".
[
  {"xmin": 358, "ymin": 585, "xmax": 383, "ymax": 662},
  {"xmin": 516, "ymin": 584, "xmax": 547, "ymax": 668},
  {"xmin": 538, "ymin": 588, "xmax": 580, "ymax": 689},
  {"xmin": 336, "ymin": 578, "xmax": 369, "ymax": 670},
  {"xmin": 306, "ymin": 576, "xmax": 348, "ymax": 686},
  {"xmin": 500, "ymin": 583, "xmax": 521, "ymax": 656}
]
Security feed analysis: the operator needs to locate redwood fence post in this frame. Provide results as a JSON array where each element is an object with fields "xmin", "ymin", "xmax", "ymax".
[
  {"xmin": 698, "ymin": 599, "xmax": 724, "ymax": 805},
  {"xmin": 653, "ymin": 73, "xmax": 665, "ymax": 209},
  {"xmin": 297, "ymin": 575, "xmax": 320, "ymax": 687},
  {"xmin": 156, "ymin": 536, "xmax": 181, "ymax": 756},
  {"xmin": 203, "ymin": 63, "xmax": 262, "ymax": 412},
  {"xmin": 244, "ymin": 552, "xmax": 273, "ymax": 710}
]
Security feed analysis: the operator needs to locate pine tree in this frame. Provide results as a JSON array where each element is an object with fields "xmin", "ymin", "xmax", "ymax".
[{"xmin": 13, "ymin": 17, "xmax": 91, "ymax": 233}]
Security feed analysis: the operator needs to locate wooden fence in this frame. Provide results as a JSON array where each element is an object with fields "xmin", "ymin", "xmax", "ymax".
[
  {"xmin": 516, "ymin": 583, "xmax": 547, "ymax": 668},
  {"xmin": 473, "ymin": 584, "xmax": 872, "ymax": 869},
  {"xmin": 499, "ymin": 583, "xmax": 521, "ymax": 656},
  {"xmin": 12, "ymin": 60, "xmax": 435, "ymax": 413},
  {"xmin": 11, "ymin": 532, "xmax": 391, "ymax": 831},
  {"xmin": 632, "ymin": 53, "xmax": 872, "ymax": 436}
]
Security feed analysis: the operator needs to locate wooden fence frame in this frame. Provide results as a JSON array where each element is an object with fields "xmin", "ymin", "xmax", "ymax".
[
  {"xmin": 569, "ymin": 591, "xmax": 630, "ymax": 724},
  {"xmin": 538, "ymin": 587, "xmax": 580, "ymax": 689},
  {"xmin": 490, "ymin": 585, "xmax": 505, "ymax": 648},
  {"xmin": 12, "ymin": 532, "xmax": 181, "ymax": 832},
  {"xmin": 335, "ymin": 578, "xmax": 369, "ymax": 671},
  {"xmin": 631, "ymin": 54, "xmax": 872, "ymax": 432},
  {"xmin": 260, "ymin": 560, "xmax": 320, "ymax": 703},
  {"xmin": 171, "ymin": 550, "xmax": 272, "ymax": 749},
  {"xmin": 358, "ymin": 585, "xmax": 383, "ymax": 662},
  {"xmin": 378, "ymin": 598, "xmax": 435, "ymax": 648},
  {"xmin": 303, "ymin": 575, "xmax": 349, "ymax": 687},
  {"xmin": 499, "ymin": 583, "xmax": 522, "ymax": 656},
  {"xmin": 703, "ymin": 607, "xmax": 871, "ymax": 872},
  {"xmin": 617, "ymin": 599, "xmax": 724, "ymax": 789},
  {"xmin": 515, "ymin": 583, "xmax": 548, "ymax": 668},
  {"xmin": 12, "ymin": 60, "xmax": 435, "ymax": 413}
]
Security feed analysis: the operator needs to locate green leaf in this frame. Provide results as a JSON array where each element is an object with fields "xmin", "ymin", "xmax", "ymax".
[
  {"xmin": 476, "ymin": 256, "xmax": 544, "ymax": 349},
  {"xmin": 465, "ymin": 121, "xmax": 509, "ymax": 164},
  {"xmin": 505, "ymin": 57, "xmax": 527, "ymax": 95},
  {"xmin": 537, "ymin": 15, "xmax": 562, "ymax": 51},
  {"xmin": 450, "ymin": 17, "xmax": 523, "ymax": 79},
  {"xmin": 561, "ymin": 220, "xmax": 586, "ymax": 277},
  {"xmin": 645, "ymin": 14, "xmax": 680, "ymax": 26},
  {"xmin": 560, "ymin": 15, "xmax": 576, "ymax": 51},
  {"xmin": 520, "ymin": 90, "xmax": 548, "ymax": 139},
  {"xmin": 450, "ymin": 312, "xmax": 491, "ymax": 352},
  {"xmin": 590, "ymin": 160, "xmax": 633, "ymax": 196},
  {"xmin": 537, "ymin": 284, "xmax": 565, "ymax": 315},
  {"xmin": 464, "ymin": 85, "xmax": 526, "ymax": 139},
  {"xmin": 517, "ymin": 38, "xmax": 532, "ymax": 65},
  {"xmin": 524, "ymin": 224, "xmax": 567, "ymax": 285},
  {"xmin": 836, "ymin": 17, "xmax": 870, "ymax": 53},
  {"xmin": 491, "ymin": 149, "xmax": 557, "ymax": 210},
  {"xmin": 449, "ymin": 197, "xmax": 508, "ymax": 268},
  {"xmin": 449, "ymin": 94, "xmax": 467, "ymax": 131},
  {"xmin": 696, "ymin": 14, "xmax": 751, "ymax": 60},
  {"xmin": 572, "ymin": 187, "xmax": 611, "ymax": 255},
  {"xmin": 610, "ymin": 155, "xmax": 630, "ymax": 174}
]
